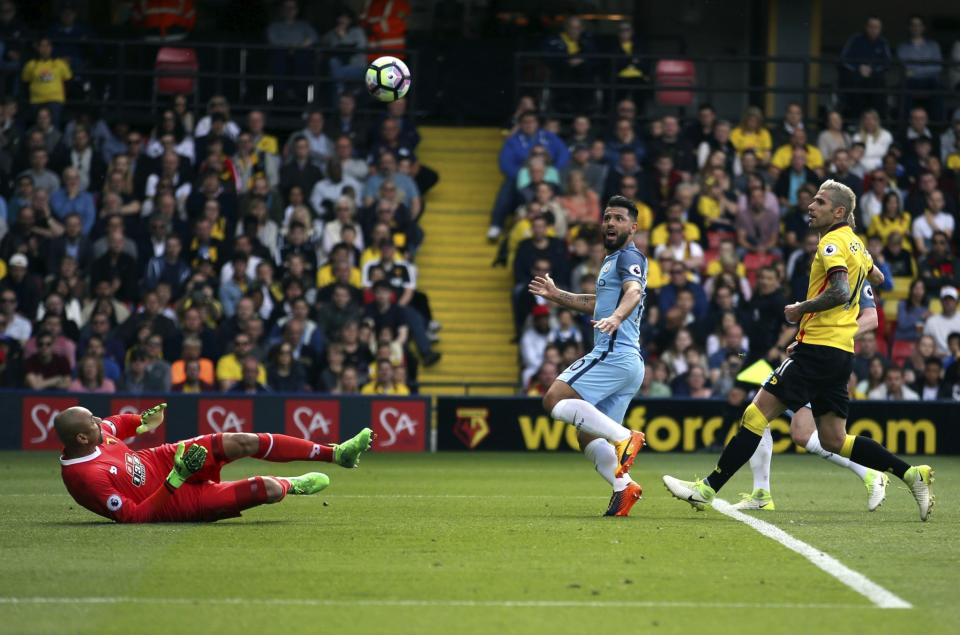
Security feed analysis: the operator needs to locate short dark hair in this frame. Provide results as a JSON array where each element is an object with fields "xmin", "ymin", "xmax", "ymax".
[{"xmin": 604, "ymin": 195, "xmax": 638, "ymax": 220}]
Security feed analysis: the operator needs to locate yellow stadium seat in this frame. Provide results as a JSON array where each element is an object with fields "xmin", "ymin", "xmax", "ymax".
[
  {"xmin": 883, "ymin": 298, "xmax": 900, "ymax": 318},
  {"xmin": 929, "ymin": 298, "xmax": 942, "ymax": 315},
  {"xmin": 890, "ymin": 276, "xmax": 912, "ymax": 301}
]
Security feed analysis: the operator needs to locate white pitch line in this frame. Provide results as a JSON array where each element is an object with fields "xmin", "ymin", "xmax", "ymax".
[
  {"xmin": 712, "ymin": 498, "xmax": 912, "ymax": 609},
  {"xmin": 0, "ymin": 596, "xmax": 878, "ymax": 610}
]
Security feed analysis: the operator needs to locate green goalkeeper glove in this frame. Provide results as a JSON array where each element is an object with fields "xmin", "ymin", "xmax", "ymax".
[
  {"xmin": 136, "ymin": 402, "xmax": 167, "ymax": 435},
  {"xmin": 166, "ymin": 442, "xmax": 207, "ymax": 489}
]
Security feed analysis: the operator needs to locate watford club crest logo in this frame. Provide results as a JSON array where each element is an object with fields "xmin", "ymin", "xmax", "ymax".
[{"xmin": 453, "ymin": 408, "xmax": 490, "ymax": 449}]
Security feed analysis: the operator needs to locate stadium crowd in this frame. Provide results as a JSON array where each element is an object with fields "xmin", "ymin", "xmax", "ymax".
[
  {"xmin": 0, "ymin": 1, "xmax": 440, "ymax": 396},
  {"xmin": 504, "ymin": 16, "xmax": 960, "ymax": 401}
]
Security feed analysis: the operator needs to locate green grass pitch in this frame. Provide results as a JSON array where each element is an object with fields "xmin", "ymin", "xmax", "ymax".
[{"xmin": 1, "ymin": 451, "xmax": 957, "ymax": 635}]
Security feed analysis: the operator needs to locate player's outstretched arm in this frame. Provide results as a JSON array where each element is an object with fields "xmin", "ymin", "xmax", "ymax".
[
  {"xmin": 867, "ymin": 265, "xmax": 885, "ymax": 287},
  {"xmin": 136, "ymin": 403, "xmax": 167, "ymax": 435},
  {"xmin": 528, "ymin": 273, "xmax": 595, "ymax": 314},
  {"xmin": 784, "ymin": 270, "xmax": 850, "ymax": 323},
  {"xmin": 592, "ymin": 280, "xmax": 642, "ymax": 334}
]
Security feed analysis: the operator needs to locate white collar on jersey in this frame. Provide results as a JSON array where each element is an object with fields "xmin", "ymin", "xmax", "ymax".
[{"xmin": 59, "ymin": 446, "xmax": 102, "ymax": 466}]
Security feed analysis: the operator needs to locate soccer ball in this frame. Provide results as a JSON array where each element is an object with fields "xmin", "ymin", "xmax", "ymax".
[{"xmin": 365, "ymin": 56, "xmax": 411, "ymax": 103}]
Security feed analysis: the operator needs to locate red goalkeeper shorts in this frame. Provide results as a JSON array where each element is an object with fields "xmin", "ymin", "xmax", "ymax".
[
  {"xmin": 139, "ymin": 433, "xmax": 230, "ymax": 484},
  {"xmin": 152, "ymin": 478, "xmax": 272, "ymax": 522}
]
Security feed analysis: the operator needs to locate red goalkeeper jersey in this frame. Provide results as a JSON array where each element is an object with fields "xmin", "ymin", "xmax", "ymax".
[{"xmin": 59, "ymin": 414, "xmax": 177, "ymax": 523}]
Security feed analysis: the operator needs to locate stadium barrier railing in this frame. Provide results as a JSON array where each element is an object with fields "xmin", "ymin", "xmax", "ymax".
[
  {"xmin": 4, "ymin": 391, "xmax": 431, "ymax": 453},
  {"xmin": 437, "ymin": 396, "xmax": 948, "ymax": 455},
  {"xmin": 514, "ymin": 51, "xmax": 960, "ymax": 128},
  {"xmin": 0, "ymin": 37, "xmax": 420, "ymax": 126}
]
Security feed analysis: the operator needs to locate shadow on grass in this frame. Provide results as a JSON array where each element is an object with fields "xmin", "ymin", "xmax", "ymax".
[{"xmin": 40, "ymin": 519, "xmax": 292, "ymax": 527}]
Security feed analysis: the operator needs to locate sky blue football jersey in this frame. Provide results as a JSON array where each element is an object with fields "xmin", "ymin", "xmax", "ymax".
[{"xmin": 593, "ymin": 243, "xmax": 647, "ymax": 354}]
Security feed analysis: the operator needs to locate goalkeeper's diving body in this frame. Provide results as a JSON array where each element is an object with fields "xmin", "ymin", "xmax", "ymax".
[
  {"xmin": 56, "ymin": 404, "xmax": 373, "ymax": 523},
  {"xmin": 528, "ymin": 195, "xmax": 648, "ymax": 517}
]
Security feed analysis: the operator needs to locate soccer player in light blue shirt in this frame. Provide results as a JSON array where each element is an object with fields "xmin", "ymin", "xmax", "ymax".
[{"xmin": 529, "ymin": 195, "xmax": 648, "ymax": 516}]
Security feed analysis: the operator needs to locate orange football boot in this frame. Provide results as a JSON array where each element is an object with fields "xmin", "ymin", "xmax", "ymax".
[
  {"xmin": 603, "ymin": 481, "xmax": 643, "ymax": 517},
  {"xmin": 613, "ymin": 430, "xmax": 645, "ymax": 478}
]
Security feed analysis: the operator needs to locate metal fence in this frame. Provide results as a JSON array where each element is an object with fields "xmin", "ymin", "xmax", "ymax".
[
  {"xmin": 515, "ymin": 51, "xmax": 960, "ymax": 129},
  {"xmin": 1, "ymin": 37, "xmax": 419, "ymax": 127}
]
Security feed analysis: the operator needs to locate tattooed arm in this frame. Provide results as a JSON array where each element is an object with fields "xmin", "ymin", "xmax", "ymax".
[
  {"xmin": 784, "ymin": 269, "xmax": 850, "ymax": 323},
  {"xmin": 528, "ymin": 274, "xmax": 596, "ymax": 314}
]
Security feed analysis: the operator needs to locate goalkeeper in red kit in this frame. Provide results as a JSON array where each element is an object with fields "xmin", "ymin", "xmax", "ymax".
[{"xmin": 55, "ymin": 404, "xmax": 373, "ymax": 523}]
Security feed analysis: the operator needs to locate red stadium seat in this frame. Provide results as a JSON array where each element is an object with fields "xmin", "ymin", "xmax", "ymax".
[
  {"xmin": 655, "ymin": 59, "xmax": 696, "ymax": 107},
  {"xmin": 891, "ymin": 340, "xmax": 914, "ymax": 367},
  {"xmin": 743, "ymin": 251, "xmax": 776, "ymax": 287},
  {"xmin": 155, "ymin": 47, "xmax": 198, "ymax": 96}
]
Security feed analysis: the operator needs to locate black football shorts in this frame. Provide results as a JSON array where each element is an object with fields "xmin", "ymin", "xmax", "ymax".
[{"xmin": 763, "ymin": 343, "xmax": 854, "ymax": 419}]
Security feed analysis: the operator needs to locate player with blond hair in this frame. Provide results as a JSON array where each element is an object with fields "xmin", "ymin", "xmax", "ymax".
[
  {"xmin": 664, "ymin": 180, "xmax": 935, "ymax": 521},
  {"xmin": 735, "ymin": 279, "xmax": 888, "ymax": 511}
]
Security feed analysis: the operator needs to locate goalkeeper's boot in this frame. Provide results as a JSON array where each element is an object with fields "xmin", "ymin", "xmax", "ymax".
[
  {"xmin": 732, "ymin": 488, "xmax": 776, "ymax": 511},
  {"xmin": 863, "ymin": 469, "xmax": 888, "ymax": 512},
  {"xmin": 613, "ymin": 431, "xmax": 645, "ymax": 478},
  {"xmin": 662, "ymin": 475, "xmax": 715, "ymax": 511},
  {"xmin": 334, "ymin": 428, "xmax": 374, "ymax": 468},
  {"xmin": 287, "ymin": 472, "xmax": 330, "ymax": 495},
  {"xmin": 903, "ymin": 465, "xmax": 935, "ymax": 521},
  {"xmin": 603, "ymin": 481, "xmax": 643, "ymax": 517}
]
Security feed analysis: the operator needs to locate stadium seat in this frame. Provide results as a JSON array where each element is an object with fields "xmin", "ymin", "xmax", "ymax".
[
  {"xmin": 891, "ymin": 340, "xmax": 914, "ymax": 366},
  {"xmin": 929, "ymin": 298, "xmax": 942, "ymax": 315},
  {"xmin": 155, "ymin": 47, "xmax": 198, "ymax": 96},
  {"xmin": 743, "ymin": 251, "xmax": 776, "ymax": 287},
  {"xmin": 890, "ymin": 276, "xmax": 912, "ymax": 301},
  {"xmin": 875, "ymin": 334, "xmax": 889, "ymax": 357},
  {"xmin": 883, "ymin": 298, "xmax": 900, "ymax": 319},
  {"xmin": 654, "ymin": 59, "xmax": 696, "ymax": 107}
]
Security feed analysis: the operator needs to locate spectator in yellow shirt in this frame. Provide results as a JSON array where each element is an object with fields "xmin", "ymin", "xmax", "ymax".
[
  {"xmin": 361, "ymin": 359, "xmax": 410, "ymax": 395},
  {"xmin": 730, "ymin": 106, "xmax": 772, "ymax": 163},
  {"xmin": 317, "ymin": 243, "xmax": 362, "ymax": 288},
  {"xmin": 21, "ymin": 37, "xmax": 71, "ymax": 124},
  {"xmin": 650, "ymin": 200, "xmax": 702, "ymax": 247},
  {"xmin": 769, "ymin": 128, "xmax": 825, "ymax": 173},
  {"xmin": 247, "ymin": 110, "xmax": 279, "ymax": 156},
  {"xmin": 867, "ymin": 191, "xmax": 913, "ymax": 250},
  {"xmin": 216, "ymin": 333, "xmax": 267, "ymax": 391}
]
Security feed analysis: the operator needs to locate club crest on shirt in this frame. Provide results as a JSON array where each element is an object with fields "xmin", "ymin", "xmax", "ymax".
[
  {"xmin": 124, "ymin": 453, "xmax": 146, "ymax": 487},
  {"xmin": 601, "ymin": 262, "xmax": 612, "ymax": 273},
  {"xmin": 822, "ymin": 244, "xmax": 838, "ymax": 256}
]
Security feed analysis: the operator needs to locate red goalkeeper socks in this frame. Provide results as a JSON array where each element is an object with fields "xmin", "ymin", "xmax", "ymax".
[{"xmin": 254, "ymin": 433, "xmax": 334, "ymax": 462}]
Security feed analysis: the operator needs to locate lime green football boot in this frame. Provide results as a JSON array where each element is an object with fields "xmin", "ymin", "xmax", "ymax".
[
  {"xmin": 662, "ymin": 475, "xmax": 716, "ymax": 511},
  {"xmin": 903, "ymin": 465, "xmax": 935, "ymax": 521},
  {"xmin": 334, "ymin": 428, "xmax": 374, "ymax": 468},
  {"xmin": 287, "ymin": 472, "xmax": 330, "ymax": 495},
  {"xmin": 732, "ymin": 488, "xmax": 776, "ymax": 511},
  {"xmin": 863, "ymin": 469, "xmax": 888, "ymax": 512}
]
